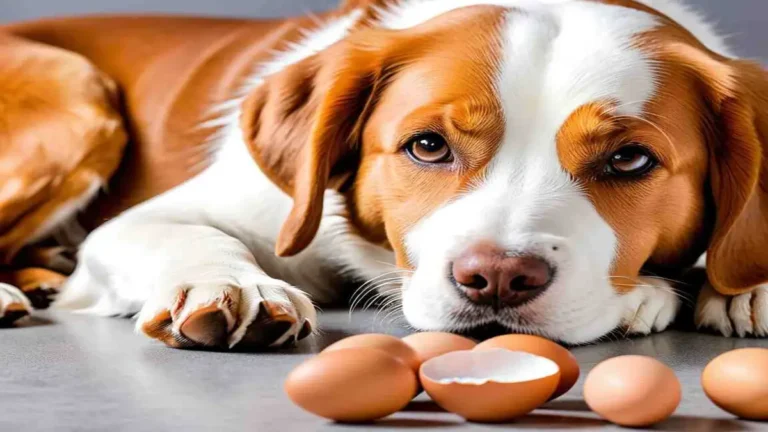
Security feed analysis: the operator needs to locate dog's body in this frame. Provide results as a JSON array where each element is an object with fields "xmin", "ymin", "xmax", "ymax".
[{"xmin": 1, "ymin": 0, "xmax": 767, "ymax": 347}]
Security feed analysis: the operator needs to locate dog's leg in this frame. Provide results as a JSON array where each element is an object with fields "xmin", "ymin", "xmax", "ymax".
[
  {"xmin": 0, "ymin": 268, "xmax": 66, "ymax": 308},
  {"xmin": 0, "ymin": 35, "xmax": 126, "ymax": 263},
  {"xmin": 619, "ymin": 277, "xmax": 683, "ymax": 335},
  {"xmin": 60, "ymin": 218, "xmax": 316, "ymax": 349},
  {"xmin": 695, "ymin": 283, "xmax": 768, "ymax": 337},
  {"xmin": 0, "ymin": 267, "xmax": 68, "ymax": 325}
]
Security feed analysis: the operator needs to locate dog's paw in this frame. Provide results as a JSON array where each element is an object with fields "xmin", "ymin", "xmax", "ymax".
[
  {"xmin": 0, "ymin": 283, "xmax": 32, "ymax": 326},
  {"xmin": 620, "ymin": 277, "xmax": 682, "ymax": 335},
  {"xmin": 10, "ymin": 268, "xmax": 66, "ymax": 309},
  {"xmin": 137, "ymin": 277, "xmax": 317, "ymax": 349},
  {"xmin": 695, "ymin": 283, "xmax": 768, "ymax": 337}
]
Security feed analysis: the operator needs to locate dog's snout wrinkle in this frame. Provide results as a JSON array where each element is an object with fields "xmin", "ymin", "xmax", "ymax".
[{"xmin": 452, "ymin": 242, "xmax": 553, "ymax": 309}]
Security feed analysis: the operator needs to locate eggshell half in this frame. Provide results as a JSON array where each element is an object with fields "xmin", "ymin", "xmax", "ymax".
[
  {"xmin": 702, "ymin": 348, "xmax": 768, "ymax": 420},
  {"xmin": 324, "ymin": 333, "xmax": 421, "ymax": 371},
  {"xmin": 474, "ymin": 334, "xmax": 579, "ymax": 399},
  {"xmin": 420, "ymin": 349, "xmax": 560, "ymax": 422},
  {"xmin": 285, "ymin": 347, "xmax": 418, "ymax": 422},
  {"xmin": 402, "ymin": 332, "xmax": 477, "ymax": 364},
  {"xmin": 584, "ymin": 355, "xmax": 680, "ymax": 427}
]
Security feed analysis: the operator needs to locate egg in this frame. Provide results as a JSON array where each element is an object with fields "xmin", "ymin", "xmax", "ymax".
[
  {"xmin": 402, "ymin": 332, "xmax": 477, "ymax": 364},
  {"xmin": 702, "ymin": 348, "xmax": 768, "ymax": 420},
  {"xmin": 474, "ymin": 334, "xmax": 579, "ymax": 399},
  {"xmin": 584, "ymin": 355, "xmax": 681, "ymax": 427},
  {"xmin": 285, "ymin": 347, "xmax": 418, "ymax": 422},
  {"xmin": 324, "ymin": 333, "xmax": 421, "ymax": 371},
  {"xmin": 420, "ymin": 349, "xmax": 560, "ymax": 422}
]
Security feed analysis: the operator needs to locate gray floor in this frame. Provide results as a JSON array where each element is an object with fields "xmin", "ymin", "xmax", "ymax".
[{"xmin": 1, "ymin": 310, "xmax": 767, "ymax": 431}]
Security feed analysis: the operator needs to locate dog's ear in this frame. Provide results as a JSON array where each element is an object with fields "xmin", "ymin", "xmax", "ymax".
[
  {"xmin": 240, "ymin": 31, "xmax": 392, "ymax": 257},
  {"xmin": 705, "ymin": 59, "xmax": 768, "ymax": 295},
  {"xmin": 673, "ymin": 45, "xmax": 768, "ymax": 294}
]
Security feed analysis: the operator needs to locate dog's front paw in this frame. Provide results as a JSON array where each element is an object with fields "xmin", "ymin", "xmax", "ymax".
[
  {"xmin": 620, "ymin": 277, "xmax": 682, "ymax": 335},
  {"xmin": 0, "ymin": 283, "xmax": 32, "ymax": 326},
  {"xmin": 138, "ymin": 277, "xmax": 316, "ymax": 349},
  {"xmin": 695, "ymin": 283, "xmax": 768, "ymax": 337}
]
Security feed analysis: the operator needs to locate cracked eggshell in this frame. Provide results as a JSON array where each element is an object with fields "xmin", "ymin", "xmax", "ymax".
[
  {"xmin": 474, "ymin": 334, "xmax": 579, "ymax": 399},
  {"xmin": 402, "ymin": 332, "xmax": 477, "ymax": 364},
  {"xmin": 324, "ymin": 333, "xmax": 421, "ymax": 371},
  {"xmin": 285, "ymin": 347, "xmax": 418, "ymax": 422},
  {"xmin": 702, "ymin": 348, "xmax": 768, "ymax": 420},
  {"xmin": 420, "ymin": 349, "xmax": 560, "ymax": 422}
]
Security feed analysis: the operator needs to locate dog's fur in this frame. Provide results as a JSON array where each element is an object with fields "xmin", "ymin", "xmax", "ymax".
[{"xmin": 1, "ymin": 0, "xmax": 767, "ymax": 346}]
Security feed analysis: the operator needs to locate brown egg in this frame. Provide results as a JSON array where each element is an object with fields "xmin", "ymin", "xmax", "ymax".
[
  {"xmin": 584, "ymin": 355, "xmax": 680, "ymax": 427},
  {"xmin": 402, "ymin": 332, "xmax": 477, "ymax": 364},
  {"xmin": 474, "ymin": 334, "xmax": 579, "ymax": 399},
  {"xmin": 702, "ymin": 348, "xmax": 768, "ymax": 420},
  {"xmin": 285, "ymin": 347, "xmax": 418, "ymax": 422},
  {"xmin": 420, "ymin": 349, "xmax": 560, "ymax": 422},
  {"xmin": 324, "ymin": 334, "xmax": 421, "ymax": 371}
]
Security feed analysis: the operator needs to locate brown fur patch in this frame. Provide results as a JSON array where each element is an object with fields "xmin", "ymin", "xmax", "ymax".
[
  {"xmin": 140, "ymin": 309, "xmax": 186, "ymax": 348},
  {"xmin": 0, "ymin": 35, "xmax": 126, "ymax": 262}
]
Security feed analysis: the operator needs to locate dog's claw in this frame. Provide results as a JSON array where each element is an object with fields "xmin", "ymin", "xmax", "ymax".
[
  {"xmin": 179, "ymin": 304, "xmax": 231, "ymax": 348},
  {"xmin": 237, "ymin": 302, "xmax": 297, "ymax": 348},
  {"xmin": 23, "ymin": 287, "xmax": 58, "ymax": 309},
  {"xmin": 0, "ymin": 302, "xmax": 30, "ymax": 327},
  {"xmin": 298, "ymin": 319, "xmax": 313, "ymax": 340}
]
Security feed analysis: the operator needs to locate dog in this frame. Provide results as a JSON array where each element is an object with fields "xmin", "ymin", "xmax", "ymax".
[{"xmin": 0, "ymin": 0, "xmax": 766, "ymax": 349}]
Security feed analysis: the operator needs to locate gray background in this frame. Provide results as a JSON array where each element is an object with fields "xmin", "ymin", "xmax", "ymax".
[{"xmin": 1, "ymin": 0, "xmax": 767, "ymax": 62}]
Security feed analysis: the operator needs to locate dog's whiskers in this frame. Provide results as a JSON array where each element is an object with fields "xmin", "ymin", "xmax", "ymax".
[
  {"xmin": 373, "ymin": 294, "xmax": 403, "ymax": 324},
  {"xmin": 609, "ymin": 276, "xmax": 695, "ymax": 307},
  {"xmin": 360, "ymin": 284, "xmax": 402, "ymax": 312},
  {"xmin": 376, "ymin": 304, "xmax": 406, "ymax": 330},
  {"xmin": 349, "ymin": 271, "xmax": 410, "ymax": 319}
]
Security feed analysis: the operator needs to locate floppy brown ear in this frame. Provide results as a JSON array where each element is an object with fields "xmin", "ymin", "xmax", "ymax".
[
  {"xmin": 698, "ymin": 57, "xmax": 768, "ymax": 295},
  {"xmin": 240, "ymin": 34, "xmax": 388, "ymax": 257}
]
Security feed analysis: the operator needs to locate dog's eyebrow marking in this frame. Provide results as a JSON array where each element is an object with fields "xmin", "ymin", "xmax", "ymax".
[{"xmin": 445, "ymin": 101, "xmax": 504, "ymax": 136}]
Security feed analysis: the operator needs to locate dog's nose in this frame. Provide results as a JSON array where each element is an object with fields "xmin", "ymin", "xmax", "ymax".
[{"xmin": 452, "ymin": 242, "xmax": 554, "ymax": 308}]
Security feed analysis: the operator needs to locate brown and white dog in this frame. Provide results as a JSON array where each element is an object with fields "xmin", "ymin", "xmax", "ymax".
[{"xmin": 0, "ymin": 0, "xmax": 766, "ymax": 348}]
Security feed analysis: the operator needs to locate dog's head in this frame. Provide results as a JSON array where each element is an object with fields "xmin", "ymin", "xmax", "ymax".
[{"xmin": 241, "ymin": 1, "xmax": 768, "ymax": 343}]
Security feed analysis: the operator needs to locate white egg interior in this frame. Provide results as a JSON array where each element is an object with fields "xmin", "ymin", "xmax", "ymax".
[{"xmin": 421, "ymin": 348, "xmax": 559, "ymax": 385}]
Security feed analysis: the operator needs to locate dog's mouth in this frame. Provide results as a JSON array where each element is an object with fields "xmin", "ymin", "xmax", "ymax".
[
  {"xmin": 455, "ymin": 322, "xmax": 518, "ymax": 341},
  {"xmin": 454, "ymin": 321, "xmax": 622, "ymax": 347}
]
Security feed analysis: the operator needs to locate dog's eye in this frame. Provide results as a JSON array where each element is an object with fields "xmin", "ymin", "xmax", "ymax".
[
  {"xmin": 405, "ymin": 133, "xmax": 452, "ymax": 164},
  {"xmin": 606, "ymin": 145, "xmax": 657, "ymax": 176}
]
